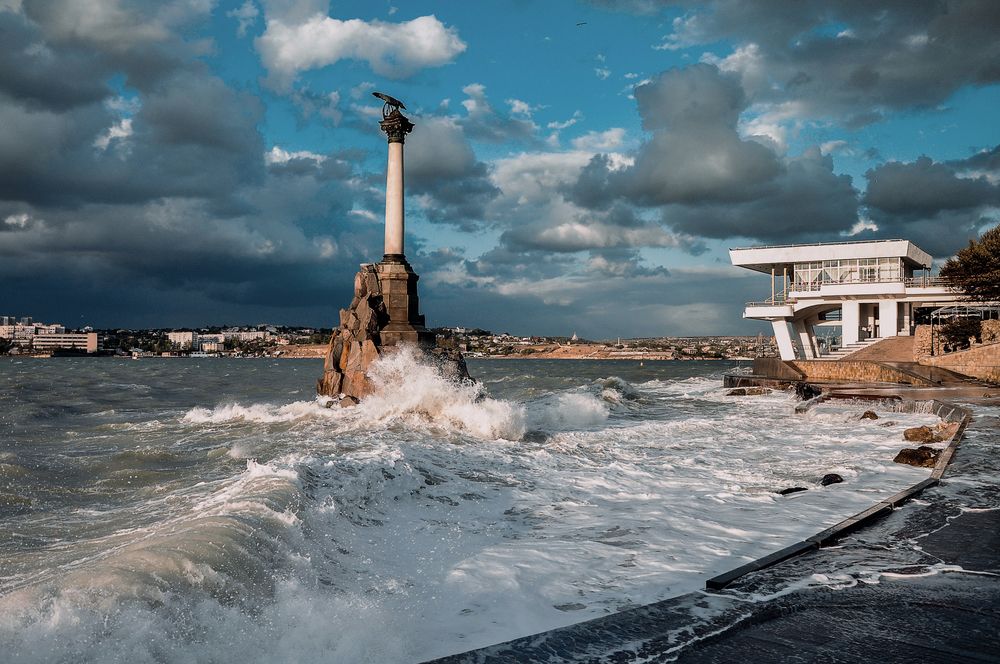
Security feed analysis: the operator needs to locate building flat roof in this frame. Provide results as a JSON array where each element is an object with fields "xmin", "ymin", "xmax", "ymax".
[{"xmin": 729, "ymin": 239, "xmax": 932, "ymax": 274}]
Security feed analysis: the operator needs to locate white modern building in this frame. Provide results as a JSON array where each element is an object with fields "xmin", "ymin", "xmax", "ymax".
[
  {"xmin": 167, "ymin": 331, "xmax": 198, "ymax": 349},
  {"xmin": 730, "ymin": 239, "xmax": 962, "ymax": 361},
  {"xmin": 30, "ymin": 333, "xmax": 99, "ymax": 353}
]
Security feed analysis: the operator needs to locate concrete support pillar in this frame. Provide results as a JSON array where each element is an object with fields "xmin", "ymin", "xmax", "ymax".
[
  {"xmin": 878, "ymin": 300, "xmax": 899, "ymax": 338},
  {"xmin": 384, "ymin": 141, "xmax": 404, "ymax": 258},
  {"xmin": 842, "ymin": 301, "xmax": 860, "ymax": 346},
  {"xmin": 900, "ymin": 302, "xmax": 912, "ymax": 336},
  {"xmin": 771, "ymin": 320, "xmax": 797, "ymax": 361},
  {"xmin": 792, "ymin": 318, "xmax": 817, "ymax": 359}
]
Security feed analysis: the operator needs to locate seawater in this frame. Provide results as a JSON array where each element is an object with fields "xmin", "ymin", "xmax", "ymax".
[{"xmin": 0, "ymin": 351, "xmax": 938, "ymax": 663}]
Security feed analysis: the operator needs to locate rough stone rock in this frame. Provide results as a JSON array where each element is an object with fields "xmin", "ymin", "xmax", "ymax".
[
  {"xmin": 903, "ymin": 426, "xmax": 937, "ymax": 443},
  {"xmin": 794, "ymin": 383, "xmax": 822, "ymax": 401},
  {"xmin": 893, "ymin": 446, "xmax": 940, "ymax": 468},
  {"xmin": 821, "ymin": 473, "xmax": 844, "ymax": 486},
  {"xmin": 860, "ymin": 410, "xmax": 879, "ymax": 420},
  {"xmin": 727, "ymin": 387, "xmax": 772, "ymax": 396},
  {"xmin": 935, "ymin": 421, "xmax": 959, "ymax": 440},
  {"xmin": 318, "ymin": 262, "xmax": 471, "ymax": 405},
  {"xmin": 777, "ymin": 487, "xmax": 809, "ymax": 496},
  {"xmin": 361, "ymin": 339, "xmax": 380, "ymax": 370}
]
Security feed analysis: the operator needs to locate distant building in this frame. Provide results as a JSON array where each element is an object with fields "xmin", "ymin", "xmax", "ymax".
[
  {"xmin": 730, "ymin": 239, "xmax": 963, "ymax": 361},
  {"xmin": 167, "ymin": 331, "xmax": 197, "ymax": 349},
  {"xmin": 199, "ymin": 339, "xmax": 222, "ymax": 352},
  {"xmin": 223, "ymin": 330, "xmax": 269, "ymax": 342},
  {"xmin": 0, "ymin": 320, "xmax": 65, "ymax": 340},
  {"xmin": 30, "ymin": 333, "xmax": 98, "ymax": 353}
]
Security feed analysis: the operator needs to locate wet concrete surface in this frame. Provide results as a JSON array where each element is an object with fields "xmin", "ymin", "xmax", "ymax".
[{"xmin": 425, "ymin": 396, "xmax": 1000, "ymax": 664}]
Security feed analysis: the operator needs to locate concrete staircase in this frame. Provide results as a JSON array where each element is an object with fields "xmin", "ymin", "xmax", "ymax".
[
  {"xmin": 817, "ymin": 337, "xmax": 882, "ymax": 361},
  {"xmin": 843, "ymin": 336, "xmax": 916, "ymax": 362}
]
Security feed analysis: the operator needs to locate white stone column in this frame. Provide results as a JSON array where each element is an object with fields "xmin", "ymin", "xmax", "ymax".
[
  {"xmin": 377, "ymin": 107, "xmax": 413, "ymax": 262},
  {"xmin": 771, "ymin": 320, "xmax": 797, "ymax": 360},
  {"xmin": 878, "ymin": 300, "xmax": 899, "ymax": 338},
  {"xmin": 384, "ymin": 141, "xmax": 404, "ymax": 257},
  {"xmin": 842, "ymin": 301, "xmax": 860, "ymax": 345},
  {"xmin": 792, "ymin": 318, "xmax": 817, "ymax": 359}
]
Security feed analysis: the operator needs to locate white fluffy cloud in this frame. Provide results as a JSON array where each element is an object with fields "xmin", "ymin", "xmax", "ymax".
[{"xmin": 256, "ymin": 13, "xmax": 466, "ymax": 87}]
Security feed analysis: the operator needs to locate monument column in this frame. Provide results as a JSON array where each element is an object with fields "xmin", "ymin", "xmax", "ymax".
[
  {"xmin": 372, "ymin": 93, "xmax": 432, "ymax": 348},
  {"xmin": 379, "ymin": 109, "xmax": 412, "ymax": 262}
]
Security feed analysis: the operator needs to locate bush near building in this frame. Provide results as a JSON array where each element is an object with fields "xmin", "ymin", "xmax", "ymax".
[{"xmin": 939, "ymin": 318, "xmax": 982, "ymax": 351}]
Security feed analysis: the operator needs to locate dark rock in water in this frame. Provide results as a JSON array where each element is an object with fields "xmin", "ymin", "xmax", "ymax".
[
  {"xmin": 553, "ymin": 603, "xmax": 587, "ymax": 612},
  {"xmin": 860, "ymin": 410, "xmax": 879, "ymax": 420},
  {"xmin": 794, "ymin": 383, "xmax": 822, "ymax": 401},
  {"xmin": 878, "ymin": 421, "xmax": 897, "ymax": 427},
  {"xmin": 727, "ymin": 387, "xmax": 771, "ymax": 396},
  {"xmin": 821, "ymin": 473, "xmax": 844, "ymax": 486},
  {"xmin": 521, "ymin": 430, "xmax": 550, "ymax": 444},
  {"xmin": 894, "ymin": 446, "xmax": 940, "ymax": 468},
  {"xmin": 777, "ymin": 487, "xmax": 809, "ymax": 496},
  {"xmin": 428, "ymin": 345, "xmax": 473, "ymax": 384},
  {"xmin": 339, "ymin": 396, "xmax": 360, "ymax": 408},
  {"xmin": 903, "ymin": 425, "xmax": 937, "ymax": 443}
]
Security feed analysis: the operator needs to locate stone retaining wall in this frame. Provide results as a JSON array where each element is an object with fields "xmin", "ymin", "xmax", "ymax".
[
  {"xmin": 915, "ymin": 320, "xmax": 1000, "ymax": 360},
  {"xmin": 920, "ymin": 342, "xmax": 1000, "ymax": 385},
  {"xmin": 788, "ymin": 360, "xmax": 933, "ymax": 385}
]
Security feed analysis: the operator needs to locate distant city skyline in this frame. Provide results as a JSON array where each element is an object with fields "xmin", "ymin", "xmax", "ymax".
[{"xmin": 1, "ymin": 1, "xmax": 998, "ymax": 337}]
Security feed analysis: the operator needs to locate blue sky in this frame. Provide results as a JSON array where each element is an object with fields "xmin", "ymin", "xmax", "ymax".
[{"xmin": 1, "ymin": 0, "xmax": 998, "ymax": 337}]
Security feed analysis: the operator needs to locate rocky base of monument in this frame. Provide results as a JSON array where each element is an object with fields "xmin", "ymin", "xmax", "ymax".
[{"xmin": 317, "ymin": 263, "xmax": 472, "ymax": 406}]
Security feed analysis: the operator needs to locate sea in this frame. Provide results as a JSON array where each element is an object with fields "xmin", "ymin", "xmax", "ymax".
[{"xmin": 0, "ymin": 350, "xmax": 941, "ymax": 663}]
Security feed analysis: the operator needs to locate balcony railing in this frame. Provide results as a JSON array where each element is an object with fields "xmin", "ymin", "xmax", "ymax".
[
  {"xmin": 787, "ymin": 276, "xmax": 955, "ymax": 292},
  {"xmin": 904, "ymin": 276, "xmax": 953, "ymax": 288},
  {"xmin": 747, "ymin": 276, "xmax": 957, "ymax": 307},
  {"xmin": 745, "ymin": 291, "xmax": 793, "ymax": 308}
]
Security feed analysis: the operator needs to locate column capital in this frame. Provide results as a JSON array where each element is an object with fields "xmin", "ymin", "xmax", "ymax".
[{"xmin": 379, "ymin": 110, "xmax": 414, "ymax": 144}]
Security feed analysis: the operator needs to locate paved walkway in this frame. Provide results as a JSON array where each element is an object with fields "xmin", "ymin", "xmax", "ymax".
[{"xmin": 426, "ymin": 391, "xmax": 1000, "ymax": 664}]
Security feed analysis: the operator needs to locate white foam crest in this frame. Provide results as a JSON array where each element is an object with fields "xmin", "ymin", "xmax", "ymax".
[
  {"xmin": 359, "ymin": 345, "xmax": 525, "ymax": 440},
  {"xmin": 182, "ymin": 399, "xmax": 331, "ymax": 424},
  {"xmin": 528, "ymin": 392, "xmax": 610, "ymax": 430}
]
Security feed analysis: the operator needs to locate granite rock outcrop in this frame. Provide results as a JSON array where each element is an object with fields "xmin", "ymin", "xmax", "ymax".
[{"xmin": 317, "ymin": 263, "xmax": 471, "ymax": 405}]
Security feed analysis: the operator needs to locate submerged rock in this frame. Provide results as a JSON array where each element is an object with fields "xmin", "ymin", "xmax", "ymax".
[
  {"xmin": 860, "ymin": 410, "xmax": 879, "ymax": 420},
  {"xmin": 794, "ymin": 383, "xmax": 822, "ymax": 401},
  {"xmin": 777, "ymin": 487, "xmax": 809, "ymax": 496},
  {"xmin": 894, "ymin": 446, "xmax": 940, "ymax": 468},
  {"xmin": 727, "ymin": 387, "xmax": 772, "ymax": 396},
  {"xmin": 903, "ymin": 426, "xmax": 937, "ymax": 443},
  {"xmin": 821, "ymin": 473, "xmax": 844, "ymax": 486}
]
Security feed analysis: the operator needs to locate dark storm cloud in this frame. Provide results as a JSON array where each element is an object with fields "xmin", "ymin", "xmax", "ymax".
[
  {"xmin": 864, "ymin": 156, "xmax": 1000, "ymax": 216},
  {"xmin": 405, "ymin": 116, "xmax": 500, "ymax": 229},
  {"xmin": 860, "ymin": 148, "xmax": 1000, "ymax": 256},
  {"xmin": 0, "ymin": 12, "xmax": 109, "ymax": 110},
  {"xmin": 0, "ymin": 1, "xmax": 385, "ymax": 326},
  {"xmin": 566, "ymin": 64, "xmax": 859, "ymax": 241},
  {"xmin": 592, "ymin": 0, "xmax": 1000, "ymax": 123}
]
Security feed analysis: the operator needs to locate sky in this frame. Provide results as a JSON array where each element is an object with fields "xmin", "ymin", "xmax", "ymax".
[{"xmin": 1, "ymin": 0, "xmax": 999, "ymax": 338}]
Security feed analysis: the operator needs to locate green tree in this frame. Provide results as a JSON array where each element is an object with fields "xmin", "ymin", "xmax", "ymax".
[{"xmin": 940, "ymin": 226, "xmax": 1000, "ymax": 302}]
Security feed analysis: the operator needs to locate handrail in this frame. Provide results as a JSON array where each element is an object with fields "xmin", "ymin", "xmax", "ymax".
[
  {"xmin": 730, "ymin": 238, "xmax": 907, "ymax": 251},
  {"xmin": 784, "ymin": 276, "xmax": 954, "ymax": 292}
]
